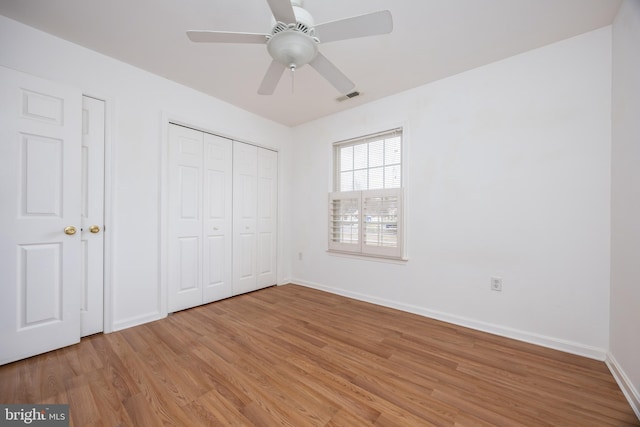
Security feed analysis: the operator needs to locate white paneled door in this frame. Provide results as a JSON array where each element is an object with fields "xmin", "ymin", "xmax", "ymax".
[
  {"xmin": 0, "ymin": 66, "xmax": 82, "ymax": 364},
  {"xmin": 80, "ymin": 96, "xmax": 105, "ymax": 336},
  {"xmin": 0, "ymin": 67, "xmax": 105, "ymax": 364}
]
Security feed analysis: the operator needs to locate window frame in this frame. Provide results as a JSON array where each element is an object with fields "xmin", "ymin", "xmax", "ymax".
[{"xmin": 329, "ymin": 128, "xmax": 406, "ymax": 260}]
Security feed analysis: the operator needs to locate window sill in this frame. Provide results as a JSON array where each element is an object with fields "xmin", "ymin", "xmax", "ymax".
[{"xmin": 326, "ymin": 250, "xmax": 408, "ymax": 264}]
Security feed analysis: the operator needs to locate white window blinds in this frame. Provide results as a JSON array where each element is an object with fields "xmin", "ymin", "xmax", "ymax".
[{"xmin": 335, "ymin": 129, "xmax": 402, "ymax": 192}]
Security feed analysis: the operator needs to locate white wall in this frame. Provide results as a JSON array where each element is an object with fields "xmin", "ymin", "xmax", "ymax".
[
  {"xmin": 0, "ymin": 16, "xmax": 293, "ymax": 331},
  {"xmin": 292, "ymin": 27, "xmax": 612, "ymax": 359},
  {"xmin": 610, "ymin": 0, "xmax": 640, "ymax": 416}
]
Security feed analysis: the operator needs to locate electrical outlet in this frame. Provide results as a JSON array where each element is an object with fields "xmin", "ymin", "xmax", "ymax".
[
  {"xmin": 298, "ymin": 252, "xmax": 303, "ymax": 261},
  {"xmin": 490, "ymin": 276, "xmax": 503, "ymax": 292}
]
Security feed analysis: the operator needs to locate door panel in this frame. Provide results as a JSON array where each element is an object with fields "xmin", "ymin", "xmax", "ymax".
[
  {"xmin": 257, "ymin": 233, "xmax": 273, "ymax": 274},
  {"xmin": 233, "ymin": 142, "xmax": 258, "ymax": 295},
  {"xmin": 178, "ymin": 237, "xmax": 199, "ymax": 290},
  {"xmin": 0, "ymin": 66, "xmax": 82, "ymax": 365},
  {"xmin": 203, "ymin": 133, "xmax": 232, "ymax": 303},
  {"xmin": 179, "ymin": 166, "xmax": 200, "ymax": 218},
  {"xmin": 21, "ymin": 89, "xmax": 65, "ymax": 124},
  {"xmin": 257, "ymin": 148, "xmax": 278, "ymax": 288},
  {"xmin": 239, "ymin": 233, "xmax": 255, "ymax": 278},
  {"xmin": 80, "ymin": 96, "xmax": 105, "ymax": 336},
  {"xmin": 22, "ymin": 135, "xmax": 64, "ymax": 215},
  {"xmin": 207, "ymin": 170, "xmax": 225, "ymax": 218},
  {"xmin": 20, "ymin": 244, "xmax": 62, "ymax": 324},
  {"xmin": 206, "ymin": 236, "xmax": 225, "ymax": 284},
  {"xmin": 168, "ymin": 125, "xmax": 203, "ymax": 312}
]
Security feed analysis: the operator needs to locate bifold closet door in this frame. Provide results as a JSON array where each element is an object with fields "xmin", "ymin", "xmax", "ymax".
[
  {"xmin": 202, "ymin": 132, "xmax": 233, "ymax": 303},
  {"xmin": 256, "ymin": 148, "xmax": 277, "ymax": 288},
  {"xmin": 168, "ymin": 124, "xmax": 232, "ymax": 312},
  {"xmin": 232, "ymin": 142, "xmax": 258, "ymax": 295},
  {"xmin": 233, "ymin": 142, "xmax": 277, "ymax": 295}
]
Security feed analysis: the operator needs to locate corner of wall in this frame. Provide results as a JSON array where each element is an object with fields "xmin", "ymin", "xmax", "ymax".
[{"xmin": 606, "ymin": 352, "xmax": 640, "ymax": 420}]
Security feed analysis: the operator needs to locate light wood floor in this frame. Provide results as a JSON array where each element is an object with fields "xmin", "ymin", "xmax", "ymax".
[{"xmin": 0, "ymin": 284, "xmax": 637, "ymax": 426}]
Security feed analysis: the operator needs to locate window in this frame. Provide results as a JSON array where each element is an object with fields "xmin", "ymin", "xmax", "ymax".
[
  {"xmin": 329, "ymin": 129, "xmax": 404, "ymax": 259},
  {"xmin": 336, "ymin": 130, "xmax": 401, "ymax": 191}
]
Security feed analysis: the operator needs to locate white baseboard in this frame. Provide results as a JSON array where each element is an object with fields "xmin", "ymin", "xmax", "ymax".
[
  {"xmin": 292, "ymin": 279, "xmax": 608, "ymax": 361},
  {"xmin": 606, "ymin": 353, "xmax": 640, "ymax": 421},
  {"xmin": 111, "ymin": 311, "xmax": 165, "ymax": 332}
]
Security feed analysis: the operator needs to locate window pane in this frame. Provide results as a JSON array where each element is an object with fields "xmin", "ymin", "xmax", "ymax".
[
  {"xmin": 353, "ymin": 144, "xmax": 368, "ymax": 170},
  {"xmin": 368, "ymin": 139, "xmax": 384, "ymax": 168},
  {"xmin": 353, "ymin": 169, "xmax": 367, "ymax": 190},
  {"xmin": 384, "ymin": 165, "xmax": 401, "ymax": 188},
  {"xmin": 340, "ymin": 171, "xmax": 353, "ymax": 192},
  {"xmin": 340, "ymin": 146, "xmax": 353, "ymax": 172},
  {"xmin": 369, "ymin": 167, "xmax": 383, "ymax": 190},
  {"xmin": 385, "ymin": 137, "xmax": 401, "ymax": 165}
]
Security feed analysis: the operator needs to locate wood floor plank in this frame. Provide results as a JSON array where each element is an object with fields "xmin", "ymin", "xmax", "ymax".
[{"xmin": 0, "ymin": 284, "xmax": 637, "ymax": 426}]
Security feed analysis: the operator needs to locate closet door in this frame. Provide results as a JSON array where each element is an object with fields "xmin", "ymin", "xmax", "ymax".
[
  {"xmin": 203, "ymin": 133, "xmax": 233, "ymax": 303},
  {"xmin": 232, "ymin": 142, "xmax": 258, "ymax": 295},
  {"xmin": 80, "ymin": 96, "xmax": 106, "ymax": 336},
  {"xmin": 168, "ymin": 124, "xmax": 233, "ymax": 312},
  {"xmin": 168, "ymin": 125, "xmax": 204, "ymax": 312},
  {"xmin": 257, "ymin": 148, "xmax": 278, "ymax": 288},
  {"xmin": 233, "ymin": 143, "xmax": 278, "ymax": 295}
]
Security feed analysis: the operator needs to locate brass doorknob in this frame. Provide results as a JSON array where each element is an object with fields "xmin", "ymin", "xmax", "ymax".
[
  {"xmin": 64, "ymin": 226, "xmax": 77, "ymax": 235},
  {"xmin": 89, "ymin": 225, "xmax": 100, "ymax": 234}
]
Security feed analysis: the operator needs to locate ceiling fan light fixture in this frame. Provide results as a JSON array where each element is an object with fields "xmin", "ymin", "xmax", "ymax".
[{"xmin": 266, "ymin": 30, "xmax": 319, "ymax": 69}]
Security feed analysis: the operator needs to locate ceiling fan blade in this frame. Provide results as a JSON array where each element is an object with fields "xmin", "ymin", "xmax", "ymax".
[
  {"xmin": 314, "ymin": 10, "xmax": 393, "ymax": 44},
  {"xmin": 266, "ymin": 0, "xmax": 296, "ymax": 23},
  {"xmin": 309, "ymin": 53, "xmax": 355, "ymax": 94},
  {"xmin": 187, "ymin": 30, "xmax": 268, "ymax": 44},
  {"xmin": 258, "ymin": 60, "xmax": 286, "ymax": 95}
]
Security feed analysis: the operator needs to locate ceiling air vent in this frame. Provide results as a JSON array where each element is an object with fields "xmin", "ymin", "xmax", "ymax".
[{"xmin": 337, "ymin": 91, "xmax": 360, "ymax": 102}]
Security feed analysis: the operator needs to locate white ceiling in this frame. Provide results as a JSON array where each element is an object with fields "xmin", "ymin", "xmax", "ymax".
[{"xmin": 0, "ymin": 0, "xmax": 622, "ymax": 127}]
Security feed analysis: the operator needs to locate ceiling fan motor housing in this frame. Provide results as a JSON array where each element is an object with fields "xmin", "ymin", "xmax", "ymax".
[{"xmin": 266, "ymin": 0, "xmax": 319, "ymax": 69}]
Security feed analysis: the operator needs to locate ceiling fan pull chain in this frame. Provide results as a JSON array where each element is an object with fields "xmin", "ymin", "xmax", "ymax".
[{"xmin": 290, "ymin": 64, "xmax": 296, "ymax": 94}]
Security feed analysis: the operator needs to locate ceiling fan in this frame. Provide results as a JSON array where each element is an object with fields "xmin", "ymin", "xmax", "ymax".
[{"xmin": 187, "ymin": 0, "xmax": 393, "ymax": 95}]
